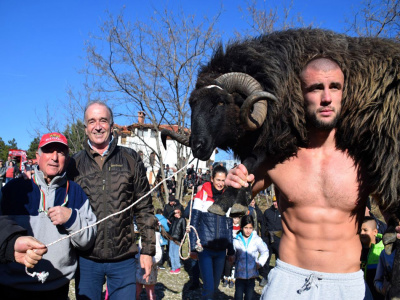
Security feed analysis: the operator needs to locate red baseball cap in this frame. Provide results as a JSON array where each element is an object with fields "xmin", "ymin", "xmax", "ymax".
[{"xmin": 38, "ymin": 132, "xmax": 68, "ymax": 149}]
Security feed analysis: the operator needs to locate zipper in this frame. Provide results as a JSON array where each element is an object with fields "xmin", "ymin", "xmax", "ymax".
[
  {"xmin": 216, "ymin": 215, "xmax": 220, "ymax": 240},
  {"xmin": 103, "ymin": 167, "xmax": 108, "ymax": 256}
]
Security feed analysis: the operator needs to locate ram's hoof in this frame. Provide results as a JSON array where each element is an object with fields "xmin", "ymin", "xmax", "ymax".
[
  {"xmin": 230, "ymin": 204, "xmax": 248, "ymax": 218},
  {"xmin": 208, "ymin": 203, "xmax": 226, "ymax": 216}
]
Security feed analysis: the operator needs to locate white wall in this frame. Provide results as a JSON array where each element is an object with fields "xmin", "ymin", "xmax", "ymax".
[{"xmin": 117, "ymin": 128, "xmax": 215, "ymax": 183}]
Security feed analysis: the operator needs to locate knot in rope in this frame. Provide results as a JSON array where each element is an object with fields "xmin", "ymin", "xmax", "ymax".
[{"xmin": 25, "ymin": 267, "xmax": 49, "ymax": 283}]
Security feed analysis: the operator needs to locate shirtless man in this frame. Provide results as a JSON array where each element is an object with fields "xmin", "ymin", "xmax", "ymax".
[{"xmin": 226, "ymin": 57, "xmax": 375, "ymax": 299}]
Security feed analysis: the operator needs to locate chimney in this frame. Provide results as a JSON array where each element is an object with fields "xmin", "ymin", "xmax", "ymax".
[{"xmin": 138, "ymin": 111, "xmax": 145, "ymax": 125}]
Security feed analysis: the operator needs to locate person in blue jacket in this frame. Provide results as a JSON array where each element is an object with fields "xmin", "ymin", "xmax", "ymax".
[
  {"xmin": 189, "ymin": 165, "xmax": 235, "ymax": 299},
  {"xmin": 155, "ymin": 208, "xmax": 169, "ymax": 269}
]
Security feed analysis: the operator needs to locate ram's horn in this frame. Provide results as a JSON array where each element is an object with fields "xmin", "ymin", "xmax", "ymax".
[
  {"xmin": 215, "ymin": 72, "xmax": 277, "ymax": 130},
  {"xmin": 160, "ymin": 129, "xmax": 190, "ymax": 149}
]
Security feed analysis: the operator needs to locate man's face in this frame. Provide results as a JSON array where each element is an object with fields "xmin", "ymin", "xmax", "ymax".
[
  {"xmin": 301, "ymin": 66, "xmax": 344, "ymax": 130},
  {"xmin": 36, "ymin": 143, "xmax": 69, "ymax": 183},
  {"xmin": 84, "ymin": 103, "xmax": 113, "ymax": 150},
  {"xmin": 360, "ymin": 220, "xmax": 377, "ymax": 246},
  {"xmin": 273, "ymin": 201, "xmax": 278, "ymax": 209}
]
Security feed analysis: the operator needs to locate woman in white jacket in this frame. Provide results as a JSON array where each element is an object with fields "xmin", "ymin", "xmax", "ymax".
[{"xmin": 233, "ymin": 215, "xmax": 269, "ymax": 300}]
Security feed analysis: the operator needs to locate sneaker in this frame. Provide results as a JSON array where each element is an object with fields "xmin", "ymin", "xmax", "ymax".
[
  {"xmin": 260, "ymin": 278, "xmax": 268, "ymax": 287},
  {"xmin": 222, "ymin": 279, "xmax": 228, "ymax": 287},
  {"xmin": 170, "ymin": 268, "xmax": 181, "ymax": 274},
  {"xmin": 158, "ymin": 265, "xmax": 165, "ymax": 270},
  {"xmin": 229, "ymin": 280, "xmax": 235, "ymax": 288}
]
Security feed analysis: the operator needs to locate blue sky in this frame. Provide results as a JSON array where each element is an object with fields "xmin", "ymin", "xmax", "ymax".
[{"xmin": 0, "ymin": 0, "xmax": 360, "ymax": 159}]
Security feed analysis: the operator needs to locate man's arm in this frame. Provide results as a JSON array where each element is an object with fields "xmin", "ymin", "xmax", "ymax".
[
  {"xmin": 132, "ymin": 153, "xmax": 155, "ymax": 281},
  {"xmin": 0, "ymin": 216, "xmax": 47, "ymax": 267}
]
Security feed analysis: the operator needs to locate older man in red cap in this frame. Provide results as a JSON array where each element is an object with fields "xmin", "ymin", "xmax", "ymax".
[{"xmin": 0, "ymin": 132, "xmax": 97, "ymax": 300}]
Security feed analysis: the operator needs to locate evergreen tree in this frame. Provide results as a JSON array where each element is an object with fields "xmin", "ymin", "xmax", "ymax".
[
  {"xmin": 27, "ymin": 137, "xmax": 40, "ymax": 159},
  {"xmin": 64, "ymin": 120, "xmax": 86, "ymax": 155}
]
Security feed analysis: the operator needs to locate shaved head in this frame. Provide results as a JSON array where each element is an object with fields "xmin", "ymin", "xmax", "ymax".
[{"xmin": 300, "ymin": 58, "xmax": 341, "ymax": 80}]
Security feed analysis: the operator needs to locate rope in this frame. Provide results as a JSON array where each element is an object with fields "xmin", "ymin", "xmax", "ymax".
[
  {"xmin": 179, "ymin": 159, "xmax": 203, "ymax": 260},
  {"xmin": 26, "ymin": 160, "xmax": 196, "ymax": 282}
]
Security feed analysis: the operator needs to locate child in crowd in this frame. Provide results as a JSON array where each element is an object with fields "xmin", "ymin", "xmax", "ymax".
[
  {"xmin": 169, "ymin": 208, "xmax": 186, "ymax": 274},
  {"xmin": 155, "ymin": 208, "xmax": 170, "ymax": 269},
  {"xmin": 233, "ymin": 215, "xmax": 269, "ymax": 300},
  {"xmin": 222, "ymin": 216, "xmax": 241, "ymax": 288},
  {"xmin": 374, "ymin": 249, "xmax": 396, "ymax": 297},
  {"xmin": 360, "ymin": 216, "xmax": 384, "ymax": 300},
  {"xmin": 136, "ymin": 218, "xmax": 163, "ymax": 300}
]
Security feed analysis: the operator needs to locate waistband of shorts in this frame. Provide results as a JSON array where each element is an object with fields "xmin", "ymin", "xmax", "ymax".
[{"xmin": 275, "ymin": 259, "xmax": 363, "ymax": 281}]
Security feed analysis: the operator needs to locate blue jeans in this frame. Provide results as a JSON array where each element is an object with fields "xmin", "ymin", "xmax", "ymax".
[
  {"xmin": 75, "ymin": 256, "xmax": 137, "ymax": 300},
  {"xmin": 234, "ymin": 278, "xmax": 255, "ymax": 300},
  {"xmin": 198, "ymin": 248, "xmax": 226, "ymax": 300},
  {"xmin": 169, "ymin": 240, "xmax": 180, "ymax": 270}
]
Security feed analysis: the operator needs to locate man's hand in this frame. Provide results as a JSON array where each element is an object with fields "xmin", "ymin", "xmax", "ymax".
[
  {"xmin": 47, "ymin": 206, "xmax": 72, "ymax": 225},
  {"xmin": 140, "ymin": 254, "xmax": 153, "ymax": 282},
  {"xmin": 396, "ymin": 226, "xmax": 400, "ymax": 239},
  {"xmin": 190, "ymin": 251, "xmax": 198, "ymax": 260},
  {"xmin": 14, "ymin": 236, "xmax": 47, "ymax": 268},
  {"xmin": 225, "ymin": 164, "xmax": 254, "ymax": 189}
]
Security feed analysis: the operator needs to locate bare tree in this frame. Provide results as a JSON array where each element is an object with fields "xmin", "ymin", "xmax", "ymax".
[
  {"xmin": 83, "ymin": 6, "xmax": 222, "ymax": 205},
  {"xmin": 345, "ymin": 0, "xmax": 400, "ymax": 39},
  {"xmin": 30, "ymin": 102, "xmax": 62, "ymax": 138},
  {"xmin": 236, "ymin": 0, "xmax": 308, "ymax": 38}
]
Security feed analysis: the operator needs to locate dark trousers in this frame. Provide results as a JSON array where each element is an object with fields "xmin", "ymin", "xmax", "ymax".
[
  {"xmin": 259, "ymin": 238, "xmax": 280, "ymax": 278},
  {"xmin": 191, "ymin": 258, "xmax": 201, "ymax": 285},
  {"xmin": 234, "ymin": 278, "xmax": 255, "ymax": 300},
  {"xmin": 223, "ymin": 255, "xmax": 234, "ymax": 277},
  {"xmin": 0, "ymin": 282, "xmax": 69, "ymax": 300}
]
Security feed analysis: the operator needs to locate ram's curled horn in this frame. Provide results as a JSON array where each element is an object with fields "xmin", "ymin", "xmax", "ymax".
[
  {"xmin": 215, "ymin": 72, "xmax": 276, "ymax": 130},
  {"xmin": 160, "ymin": 129, "xmax": 190, "ymax": 149}
]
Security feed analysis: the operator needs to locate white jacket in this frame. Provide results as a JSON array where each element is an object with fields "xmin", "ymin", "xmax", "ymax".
[{"xmin": 234, "ymin": 231, "xmax": 269, "ymax": 279}]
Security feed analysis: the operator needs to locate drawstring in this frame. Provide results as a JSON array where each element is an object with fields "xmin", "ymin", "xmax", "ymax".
[{"xmin": 297, "ymin": 273, "xmax": 320, "ymax": 294}]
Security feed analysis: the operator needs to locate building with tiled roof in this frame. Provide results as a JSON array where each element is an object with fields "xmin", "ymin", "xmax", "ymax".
[{"xmin": 113, "ymin": 112, "xmax": 215, "ymax": 183}]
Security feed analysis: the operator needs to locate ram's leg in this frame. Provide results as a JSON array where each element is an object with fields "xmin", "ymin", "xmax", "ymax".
[
  {"xmin": 208, "ymin": 153, "xmax": 263, "ymax": 217},
  {"xmin": 208, "ymin": 186, "xmax": 252, "ymax": 217}
]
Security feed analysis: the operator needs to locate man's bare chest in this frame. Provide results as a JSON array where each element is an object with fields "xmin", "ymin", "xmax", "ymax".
[{"xmin": 268, "ymin": 151, "xmax": 367, "ymax": 209}]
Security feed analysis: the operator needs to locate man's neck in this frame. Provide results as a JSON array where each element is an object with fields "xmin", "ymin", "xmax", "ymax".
[
  {"xmin": 92, "ymin": 145, "xmax": 108, "ymax": 155},
  {"xmin": 89, "ymin": 138, "xmax": 112, "ymax": 155},
  {"xmin": 306, "ymin": 127, "xmax": 337, "ymax": 149}
]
